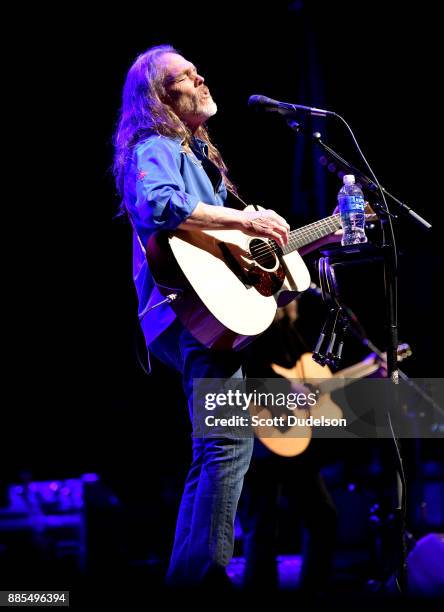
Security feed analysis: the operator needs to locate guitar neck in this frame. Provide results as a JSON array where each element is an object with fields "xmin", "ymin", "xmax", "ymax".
[
  {"xmin": 282, "ymin": 214, "xmax": 342, "ymax": 254},
  {"xmin": 318, "ymin": 361, "xmax": 380, "ymax": 396}
]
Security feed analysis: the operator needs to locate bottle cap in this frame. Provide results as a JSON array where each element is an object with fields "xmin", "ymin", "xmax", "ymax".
[{"xmin": 343, "ymin": 174, "xmax": 355, "ymax": 185}]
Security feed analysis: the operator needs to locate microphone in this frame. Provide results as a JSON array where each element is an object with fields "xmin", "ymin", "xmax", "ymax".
[{"xmin": 248, "ymin": 94, "xmax": 334, "ymax": 117}]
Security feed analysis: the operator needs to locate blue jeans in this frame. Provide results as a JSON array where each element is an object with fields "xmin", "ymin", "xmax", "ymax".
[{"xmin": 149, "ymin": 318, "xmax": 253, "ymax": 586}]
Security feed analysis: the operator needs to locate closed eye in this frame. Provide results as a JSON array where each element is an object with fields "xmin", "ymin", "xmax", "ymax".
[
  {"xmin": 167, "ymin": 66, "xmax": 198, "ymax": 85},
  {"xmin": 181, "ymin": 67, "xmax": 198, "ymax": 81}
]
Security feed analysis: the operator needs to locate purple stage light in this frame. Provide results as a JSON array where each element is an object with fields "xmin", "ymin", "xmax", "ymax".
[{"xmin": 81, "ymin": 473, "xmax": 99, "ymax": 483}]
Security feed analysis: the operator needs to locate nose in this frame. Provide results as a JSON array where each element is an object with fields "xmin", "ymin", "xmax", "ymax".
[{"xmin": 195, "ymin": 73, "xmax": 204, "ymax": 86}]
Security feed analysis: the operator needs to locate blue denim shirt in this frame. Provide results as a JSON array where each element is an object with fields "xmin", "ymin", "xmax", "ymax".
[{"xmin": 124, "ymin": 134, "xmax": 228, "ymax": 346}]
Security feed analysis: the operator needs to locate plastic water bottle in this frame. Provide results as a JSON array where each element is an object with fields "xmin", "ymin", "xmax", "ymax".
[{"xmin": 337, "ymin": 174, "xmax": 367, "ymax": 245}]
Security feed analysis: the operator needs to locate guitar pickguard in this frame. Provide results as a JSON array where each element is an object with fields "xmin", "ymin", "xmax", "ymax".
[
  {"xmin": 217, "ymin": 241, "xmax": 286, "ymax": 297},
  {"xmin": 247, "ymin": 262, "xmax": 286, "ymax": 297}
]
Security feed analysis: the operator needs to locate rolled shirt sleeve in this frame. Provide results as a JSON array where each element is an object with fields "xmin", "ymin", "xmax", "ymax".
[
  {"xmin": 126, "ymin": 136, "xmax": 200, "ymax": 247},
  {"xmin": 123, "ymin": 134, "xmax": 226, "ymax": 347}
]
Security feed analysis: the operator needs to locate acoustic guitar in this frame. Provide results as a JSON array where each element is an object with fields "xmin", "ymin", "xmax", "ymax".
[
  {"xmin": 250, "ymin": 344, "xmax": 412, "ymax": 457},
  {"xmin": 147, "ymin": 207, "xmax": 343, "ymax": 350}
]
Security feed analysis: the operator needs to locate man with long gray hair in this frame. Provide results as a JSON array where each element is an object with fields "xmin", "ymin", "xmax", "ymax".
[{"xmin": 113, "ymin": 44, "xmax": 290, "ymax": 588}]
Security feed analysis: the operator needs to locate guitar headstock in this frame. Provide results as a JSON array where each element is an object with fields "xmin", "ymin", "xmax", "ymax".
[
  {"xmin": 396, "ymin": 342, "xmax": 412, "ymax": 362},
  {"xmin": 365, "ymin": 343, "xmax": 412, "ymax": 375}
]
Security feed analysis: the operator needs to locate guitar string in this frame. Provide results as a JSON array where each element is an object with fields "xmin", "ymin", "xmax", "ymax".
[
  {"xmin": 251, "ymin": 208, "xmax": 373, "ymax": 260},
  {"xmin": 250, "ymin": 216, "xmax": 341, "ymax": 262},
  {"xmin": 251, "ymin": 222, "xmax": 340, "ymax": 260},
  {"xmin": 251, "ymin": 215, "xmax": 341, "ymax": 257},
  {"xmin": 252, "ymin": 228, "xmax": 338, "ymax": 264}
]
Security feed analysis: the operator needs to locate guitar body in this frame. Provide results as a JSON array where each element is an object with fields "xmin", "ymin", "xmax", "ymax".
[
  {"xmin": 252, "ymin": 354, "xmax": 341, "ymax": 457},
  {"xmin": 146, "ymin": 205, "xmax": 311, "ymax": 350},
  {"xmin": 253, "ymin": 344, "xmax": 410, "ymax": 457},
  {"xmin": 272, "ymin": 355, "xmax": 344, "ymax": 422}
]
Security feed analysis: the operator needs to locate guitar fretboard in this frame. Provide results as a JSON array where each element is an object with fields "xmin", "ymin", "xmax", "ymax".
[{"xmin": 282, "ymin": 214, "xmax": 342, "ymax": 254}]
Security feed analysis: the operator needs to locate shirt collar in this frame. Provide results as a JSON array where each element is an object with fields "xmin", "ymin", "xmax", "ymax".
[{"xmin": 191, "ymin": 136, "xmax": 208, "ymax": 157}]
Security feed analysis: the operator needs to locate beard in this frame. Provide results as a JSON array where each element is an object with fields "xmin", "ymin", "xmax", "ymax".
[
  {"xmin": 199, "ymin": 97, "xmax": 217, "ymax": 118},
  {"xmin": 173, "ymin": 89, "xmax": 217, "ymax": 124}
]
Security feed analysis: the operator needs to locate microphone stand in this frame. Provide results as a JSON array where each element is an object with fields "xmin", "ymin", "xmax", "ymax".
[
  {"xmin": 285, "ymin": 117, "xmax": 433, "ymax": 594},
  {"xmin": 286, "ymin": 120, "xmax": 432, "ymax": 230}
]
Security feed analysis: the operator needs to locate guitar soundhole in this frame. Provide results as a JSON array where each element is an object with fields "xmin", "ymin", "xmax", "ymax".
[{"xmin": 249, "ymin": 239, "xmax": 278, "ymax": 271}]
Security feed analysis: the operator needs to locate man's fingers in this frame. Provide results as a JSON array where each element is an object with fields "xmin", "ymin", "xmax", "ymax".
[
  {"xmin": 262, "ymin": 227, "xmax": 287, "ymax": 248},
  {"xmin": 270, "ymin": 230, "xmax": 286, "ymax": 249},
  {"xmin": 267, "ymin": 210, "xmax": 290, "ymax": 230},
  {"xmin": 271, "ymin": 222, "xmax": 289, "ymax": 247},
  {"xmin": 244, "ymin": 209, "xmax": 289, "ymax": 247},
  {"xmin": 266, "ymin": 211, "xmax": 290, "ymax": 245}
]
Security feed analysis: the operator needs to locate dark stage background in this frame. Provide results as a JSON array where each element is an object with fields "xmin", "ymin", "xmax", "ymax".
[{"xmin": 3, "ymin": 0, "xmax": 442, "ymax": 599}]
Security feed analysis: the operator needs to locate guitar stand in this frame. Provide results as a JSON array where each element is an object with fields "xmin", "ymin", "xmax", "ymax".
[
  {"xmin": 312, "ymin": 245, "xmax": 378, "ymax": 369},
  {"xmin": 313, "ymin": 243, "xmax": 384, "ymax": 365},
  {"xmin": 313, "ymin": 242, "xmax": 411, "ymax": 593}
]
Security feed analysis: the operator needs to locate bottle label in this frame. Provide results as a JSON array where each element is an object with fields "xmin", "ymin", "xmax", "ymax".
[{"xmin": 338, "ymin": 194, "xmax": 365, "ymax": 212}]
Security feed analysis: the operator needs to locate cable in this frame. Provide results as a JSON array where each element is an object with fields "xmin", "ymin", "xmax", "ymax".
[{"xmin": 138, "ymin": 291, "xmax": 182, "ymax": 321}]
